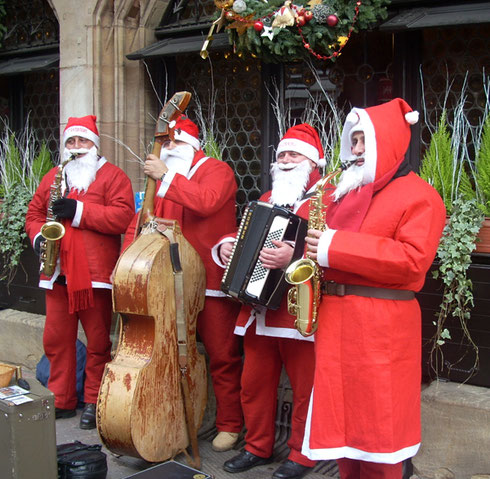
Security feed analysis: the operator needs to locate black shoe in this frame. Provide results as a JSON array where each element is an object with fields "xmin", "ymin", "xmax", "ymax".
[
  {"xmin": 223, "ymin": 450, "xmax": 273, "ymax": 473},
  {"xmin": 79, "ymin": 403, "xmax": 96, "ymax": 430},
  {"xmin": 273, "ymin": 460, "xmax": 312, "ymax": 479},
  {"xmin": 55, "ymin": 407, "xmax": 76, "ymax": 419}
]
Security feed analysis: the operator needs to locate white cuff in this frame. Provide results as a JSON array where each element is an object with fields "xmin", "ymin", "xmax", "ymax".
[
  {"xmin": 157, "ymin": 169, "xmax": 177, "ymax": 197},
  {"xmin": 211, "ymin": 237, "xmax": 236, "ymax": 268},
  {"xmin": 317, "ymin": 229, "xmax": 336, "ymax": 267},
  {"xmin": 71, "ymin": 201, "xmax": 83, "ymax": 227}
]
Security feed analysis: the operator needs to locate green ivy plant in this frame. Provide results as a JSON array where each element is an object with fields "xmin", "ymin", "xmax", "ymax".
[
  {"xmin": 429, "ymin": 197, "xmax": 484, "ymax": 381},
  {"xmin": 0, "ymin": 184, "xmax": 32, "ymax": 284}
]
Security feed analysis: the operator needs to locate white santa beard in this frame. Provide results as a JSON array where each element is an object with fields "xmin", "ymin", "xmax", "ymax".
[
  {"xmin": 270, "ymin": 160, "xmax": 312, "ymax": 206},
  {"xmin": 332, "ymin": 161, "xmax": 365, "ymax": 201},
  {"xmin": 161, "ymin": 144, "xmax": 194, "ymax": 176},
  {"xmin": 63, "ymin": 146, "xmax": 99, "ymax": 193}
]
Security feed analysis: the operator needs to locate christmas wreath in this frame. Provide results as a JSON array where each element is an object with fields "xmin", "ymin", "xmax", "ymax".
[{"xmin": 202, "ymin": 0, "xmax": 390, "ymax": 63}]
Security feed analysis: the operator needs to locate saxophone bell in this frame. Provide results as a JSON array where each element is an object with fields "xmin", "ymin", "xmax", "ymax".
[
  {"xmin": 285, "ymin": 259, "xmax": 316, "ymax": 336},
  {"xmin": 285, "ymin": 167, "xmax": 343, "ymax": 337},
  {"xmin": 38, "ymin": 154, "xmax": 77, "ymax": 277},
  {"xmin": 39, "ymin": 221, "xmax": 66, "ymax": 277}
]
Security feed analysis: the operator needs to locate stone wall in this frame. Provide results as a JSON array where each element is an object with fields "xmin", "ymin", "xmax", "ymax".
[{"xmin": 48, "ymin": 0, "xmax": 169, "ymax": 190}]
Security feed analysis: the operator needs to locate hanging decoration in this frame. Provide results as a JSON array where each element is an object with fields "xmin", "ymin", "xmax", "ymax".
[{"xmin": 201, "ymin": 0, "xmax": 390, "ymax": 63}]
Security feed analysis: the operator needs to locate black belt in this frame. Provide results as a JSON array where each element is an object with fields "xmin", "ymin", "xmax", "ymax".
[{"xmin": 322, "ymin": 281, "xmax": 415, "ymax": 300}]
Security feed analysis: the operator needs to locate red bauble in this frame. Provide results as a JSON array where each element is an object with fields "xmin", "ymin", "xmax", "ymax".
[
  {"xmin": 304, "ymin": 10, "xmax": 313, "ymax": 22},
  {"xmin": 296, "ymin": 15, "xmax": 306, "ymax": 27},
  {"xmin": 253, "ymin": 21, "xmax": 264, "ymax": 32},
  {"xmin": 304, "ymin": 43, "xmax": 310, "ymax": 49},
  {"xmin": 327, "ymin": 14, "xmax": 339, "ymax": 27},
  {"xmin": 225, "ymin": 10, "xmax": 235, "ymax": 20}
]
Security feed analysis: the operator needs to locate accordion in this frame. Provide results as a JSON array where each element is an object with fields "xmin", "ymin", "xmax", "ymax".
[{"xmin": 221, "ymin": 201, "xmax": 308, "ymax": 310}]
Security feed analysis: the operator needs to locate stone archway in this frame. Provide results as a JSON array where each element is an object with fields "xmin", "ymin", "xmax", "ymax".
[{"xmin": 48, "ymin": 0, "xmax": 169, "ymax": 186}]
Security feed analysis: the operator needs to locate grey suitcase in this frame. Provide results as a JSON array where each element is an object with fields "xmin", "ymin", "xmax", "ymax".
[{"xmin": 0, "ymin": 378, "xmax": 57, "ymax": 478}]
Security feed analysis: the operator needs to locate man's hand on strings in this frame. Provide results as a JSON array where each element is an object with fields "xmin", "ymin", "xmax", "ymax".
[
  {"xmin": 305, "ymin": 228, "xmax": 324, "ymax": 262},
  {"xmin": 259, "ymin": 240, "xmax": 294, "ymax": 270},
  {"xmin": 144, "ymin": 153, "xmax": 168, "ymax": 180}
]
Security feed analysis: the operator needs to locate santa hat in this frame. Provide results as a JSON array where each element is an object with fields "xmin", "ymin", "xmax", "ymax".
[
  {"xmin": 276, "ymin": 124, "xmax": 326, "ymax": 167},
  {"xmin": 173, "ymin": 115, "xmax": 200, "ymax": 151},
  {"xmin": 340, "ymin": 98, "xmax": 419, "ymax": 184},
  {"xmin": 63, "ymin": 115, "xmax": 100, "ymax": 148}
]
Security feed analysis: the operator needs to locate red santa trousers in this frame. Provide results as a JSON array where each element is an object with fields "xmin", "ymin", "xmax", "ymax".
[
  {"xmin": 241, "ymin": 324, "xmax": 316, "ymax": 467},
  {"xmin": 196, "ymin": 296, "xmax": 243, "ymax": 433},
  {"xmin": 337, "ymin": 458, "xmax": 403, "ymax": 479},
  {"xmin": 44, "ymin": 284, "xmax": 112, "ymax": 409}
]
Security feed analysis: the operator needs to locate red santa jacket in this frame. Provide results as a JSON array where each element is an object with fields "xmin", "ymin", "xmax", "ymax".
[
  {"xmin": 213, "ymin": 189, "xmax": 315, "ymax": 341},
  {"xmin": 303, "ymin": 99, "xmax": 447, "ymax": 464},
  {"xmin": 122, "ymin": 150, "xmax": 237, "ymax": 294},
  {"xmin": 25, "ymin": 159, "xmax": 135, "ymax": 288}
]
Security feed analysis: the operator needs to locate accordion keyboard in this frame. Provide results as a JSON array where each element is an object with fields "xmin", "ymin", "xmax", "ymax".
[{"xmin": 246, "ymin": 215, "xmax": 289, "ymax": 298}]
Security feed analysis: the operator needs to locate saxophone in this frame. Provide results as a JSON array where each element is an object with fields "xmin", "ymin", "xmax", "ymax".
[
  {"xmin": 39, "ymin": 154, "xmax": 78, "ymax": 277},
  {"xmin": 285, "ymin": 169, "xmax": 342, "ymax": 336}
]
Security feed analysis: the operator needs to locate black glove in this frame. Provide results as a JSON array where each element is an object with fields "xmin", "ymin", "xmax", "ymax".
[
  {"xmin": 34, "ymin": 235, "xmax": 44, "ymax": 256},
  {"xmin": 52, "ymin": 198, "xmax": 77, "ymax": 219}
]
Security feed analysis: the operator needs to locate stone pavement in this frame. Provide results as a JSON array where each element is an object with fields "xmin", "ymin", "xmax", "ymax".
[{"xmin": 20, "ymin": 367, "xmax": 338, "ymax": 479}]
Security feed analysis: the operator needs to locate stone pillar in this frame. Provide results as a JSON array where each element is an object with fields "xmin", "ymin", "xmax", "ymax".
[
  {"xmin": 49, "ymin": 0, "xmax": 169, "ymax": 188},
  {"xmin": 412, "ymin": 381, "xmax": 490, "ymax": 479}
]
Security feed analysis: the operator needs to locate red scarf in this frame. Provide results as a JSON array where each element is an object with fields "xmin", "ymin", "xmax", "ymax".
[{"xmin": 60, "ymin": 190, "xmax": 94, "ymax": 313}]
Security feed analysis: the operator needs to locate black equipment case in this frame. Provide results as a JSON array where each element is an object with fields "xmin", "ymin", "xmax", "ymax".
[{"xmin": 0, "ymin": 378, "xmax": 57, "ymax": 478}]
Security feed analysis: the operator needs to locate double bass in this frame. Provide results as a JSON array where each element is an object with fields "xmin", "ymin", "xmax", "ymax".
[{"xmin": 96, "ymin": 92, "xmax": 207, "ymax": 466}]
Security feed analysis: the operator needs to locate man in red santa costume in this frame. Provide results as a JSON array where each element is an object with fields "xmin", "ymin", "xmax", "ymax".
[
  {"xmin": 122, "ymin": 115, "xmax": 243, "ymax": 452},
  {"xmin": 25, "ymin": 115, "xmax": 135, "ymax": 429},
  {"xmin": 302, "ymin": 98, "xmax": 446, "ymax": 478},
  {"xmin": 215, "ymin": 124, "xmax": 323, "ymax": 479}
]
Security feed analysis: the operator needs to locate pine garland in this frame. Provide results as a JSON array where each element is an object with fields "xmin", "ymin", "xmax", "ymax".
[{"xmin": 210, "ymin": 0, "xmax": 390, "ymax": 63}]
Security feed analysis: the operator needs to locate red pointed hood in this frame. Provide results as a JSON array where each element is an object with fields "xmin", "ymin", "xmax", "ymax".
[
  {"xmin": 340, "ymin": 98, "xmax": 419, "ymax": 185},
  {"xmin": 326, "ymin": 98, "xmax": 419, "ymax": 232}
]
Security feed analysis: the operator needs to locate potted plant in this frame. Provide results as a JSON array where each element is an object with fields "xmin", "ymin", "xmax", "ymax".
[
  {"xmin": 474, "ymin": 113, "xmax": 490, "ymax": 251},
  {"xmin": 419, "ymin": 75, "xmax": 489, "ymax": 383},
  {"xmin": 0, "ymin": 119, "xmax": 53, "ymax": 286}
]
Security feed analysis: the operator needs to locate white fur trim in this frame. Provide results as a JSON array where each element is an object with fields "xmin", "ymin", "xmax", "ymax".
[
  {"xmin": 188, "ymin": 157, "xmax": 208, "ymax": 179},
  {"xmin": 206, "ymin": 289, "xmax": 227, "ymax": 297},
  {"xmin": 255, "ymin": 311, "xmax": 314, "ymax": 341},
  {"xmin": 91, "ymin": 282, "xmax": 112, "ymax": 289},
  {"xmin": 63, "ymin": 126, "xmax": 100, "ymax": 148},
  {"xmin": 301, "ymin": 389, "xmax": 420, "ymax": 463},
  {"xmin": 317, "ymin": 229, "xmax": 336, "ymax": 267},
  {"xmin": 71, "ymin": 201, "xmax": 83, "ymax": 228},
  {"xmin": 340, "ymin": 108, "xmax": 376, "ymax": 185},
  {"xmin": 211, "ymin": 237, "xmax": 235, "ymax": 267},
  {"xmin": 157, "ymin": 170, "xmax": 176, "ymax": 198},
  {"xmin": 345, "ymin": 111, "xmax": 359, "ymax": 124},
  {"xmin": 405, "ymin": 111, "xmax": 419, "ymax": 125},
  {"xmin": 276, "ymin": 138, "xmax": 320, "ymax": 164},
  {"xmin": 174, "ymin": 129, "xmax": 200, "ymax": 151}
]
